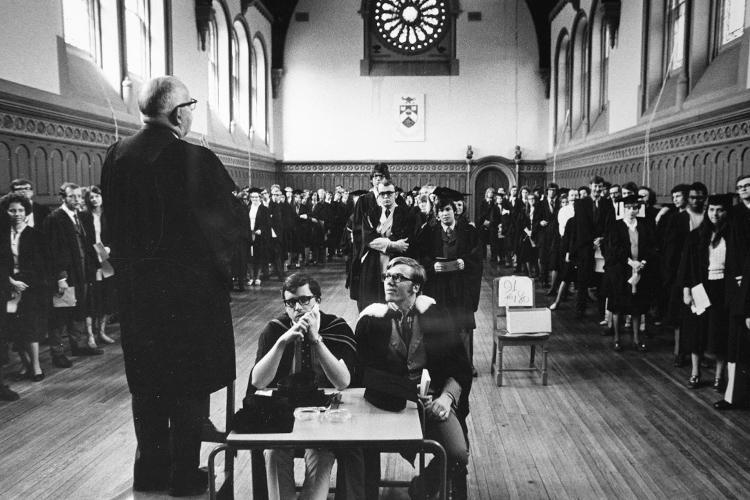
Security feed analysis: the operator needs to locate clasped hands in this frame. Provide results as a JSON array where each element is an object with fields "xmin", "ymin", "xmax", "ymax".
[
  {"xmin": 390, "ymin": 238, "xmax": 409, "ymax": 253},
  {"xmin": 434, "ymin": 258, "xmax": 464, "ymax": 272},
  {"xmin": 280, "ymin": 305, "xmax": 322, "ymax": 345},
  {"xmin": 9, "ymin": 277, "xmax": 28, "ymax": 295},
  {"xmin": 627, "ymin": 258, "xmax": 645, "ymax": 272}
]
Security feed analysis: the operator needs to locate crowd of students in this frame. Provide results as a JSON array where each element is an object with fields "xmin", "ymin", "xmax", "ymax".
[
  {"xmin": 0, "ymin": 179, "xmax": 116, "ymax": 402},
  {"xmin": 234, "ymin": 166, "xmax": 750, "ymax": 412},
  {"xmin": 476, "ymin": 174, "xmax": 750, "ymax": 409}
]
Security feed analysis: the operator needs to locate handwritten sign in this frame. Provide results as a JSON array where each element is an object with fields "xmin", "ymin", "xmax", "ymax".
[{"xmin": 497, "ymin": 276, "xmax": 533, "ymax": 307}]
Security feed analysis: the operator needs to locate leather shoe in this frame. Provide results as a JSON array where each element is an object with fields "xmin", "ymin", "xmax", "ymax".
[
  {"xmin": 71, "ymin": 346, "xmax": 104, "ymax": 356},
  {"xmin": 0, "ymin": 384, "xmax": 20, "ymax": 401},
  {"xmin": 168, "ymin": 469, "xmax": 208, "ymax": 497},
  {"xmin": 31, "ymin": 371, "xmax": 45, "ymax": 382},
  {"xmin": 52, "ymin": 354, "xmax": 72, "ymax": 368},
  {"xmin": 714, "ymin": 399, "xmax": 735, "ymax": 411},
  {"xmin": 687, "ymin": 375, "xmax": 701, "ymax": 389}
]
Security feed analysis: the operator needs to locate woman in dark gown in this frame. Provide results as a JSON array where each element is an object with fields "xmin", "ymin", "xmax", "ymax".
[
  {"xmin": 682, "ymin": 194, "xmax": 732, "ymax": 390},
  {"xmin": 604, "ymin": 195, "xmax": 656, "ymax": 351},
  {"xmin": 1, "ymin": 193, "xmax": 48, "ymax": 382}
]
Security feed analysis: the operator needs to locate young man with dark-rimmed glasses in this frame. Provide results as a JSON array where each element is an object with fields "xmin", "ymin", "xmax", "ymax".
[{"xmin": 247, "ymin": 273, "xmax": 362, "ymax": 499}]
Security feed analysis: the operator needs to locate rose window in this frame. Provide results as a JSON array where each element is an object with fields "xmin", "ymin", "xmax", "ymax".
[{"xmin": 373, "ymin": 0, "xmax": 449, "ymax": 54}]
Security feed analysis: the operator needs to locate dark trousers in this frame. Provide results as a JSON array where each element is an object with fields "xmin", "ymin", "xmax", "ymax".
[
  {"xmin": 49, "ymin": 284, "xmax": 89, "ymax": 355},
  {"xmin": 131, "ymin": 392, "xmax": 209, "ymax": 488}
]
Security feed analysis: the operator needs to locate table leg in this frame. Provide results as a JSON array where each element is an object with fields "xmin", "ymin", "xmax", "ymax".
[
  {"xmin": 530, "ymin": 344, "xmax": 536, "ymax": 367},
  {"xmin": 421, "ymin": 439, "xmax": 447, "ymax": 500},
  {"xmin": 542, "ymin": 347, "xmax": 549, "ymax": 386},
  {"xmin": 494, "ymin": 343, "xmax": 504, "ymax": 386}
]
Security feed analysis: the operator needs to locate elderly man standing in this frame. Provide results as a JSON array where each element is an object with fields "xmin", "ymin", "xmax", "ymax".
[{"xmin": 101, "ymin": 76, "xmax": 245, "ymax": 496}]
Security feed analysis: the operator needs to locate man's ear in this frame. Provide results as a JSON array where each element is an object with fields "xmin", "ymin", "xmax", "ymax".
[{"xmin": 169, "ymin": 106, "xmax": 182, "ymax": 127}]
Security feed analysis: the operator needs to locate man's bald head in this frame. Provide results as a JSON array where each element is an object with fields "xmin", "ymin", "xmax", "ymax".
[
  {"xmin": 138, "ymin": 76, "xmax": 189, "ymax": 118},
  {"xmin": 138, "ymin": 76, "xmax": 193, "ymax": 137}
]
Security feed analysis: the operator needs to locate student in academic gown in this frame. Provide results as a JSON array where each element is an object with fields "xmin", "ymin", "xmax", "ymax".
[
  {"xmin": 682, "ymin": 194, "xmax": 732, "ymax": 390},
  {"xmin": 604, "ymin": 195, "xmax": 656, "ymax": 352},
  {"xmin": 419, "ymin": 191, "xmax": 482, "ymax": 376},
  {"xmin": 248, "ymin": 188, "xmax": 271, "ymax": 286},
  {"xmin": 356, "ymin": 180, "xmax": 415, "ymax": 311},
  {"xmin": 716, "ymin": 174, "xmax": 750, "ymax": 410},
  {"xmin": 349, "ymin": 163, "xmax": 390, "ymax": 305}
]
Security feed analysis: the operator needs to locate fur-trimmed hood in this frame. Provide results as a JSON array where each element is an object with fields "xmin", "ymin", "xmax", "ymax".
[{"xmin": 359, "ymin": 295, "xmax": 436, "ymax": 319}]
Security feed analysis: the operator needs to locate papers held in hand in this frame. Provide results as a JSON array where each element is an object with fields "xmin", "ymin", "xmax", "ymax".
[
  {"xmin": 93, "ymin": 243, "xmax": 115, "ymax": 278},
  {"xmin": 53, "ymin": 287, "xmax": 76, "ymax": 308},
  {"xmin": 690, "ymin": 283, "xmax": 711, "ymax": 316},
  {"xmin": 435, "ymin": 257, "xmax": 461, "ymax": 272},
  {"xmin": 7, "ymin": 292, "xmax": 21, "ymax": 313}
]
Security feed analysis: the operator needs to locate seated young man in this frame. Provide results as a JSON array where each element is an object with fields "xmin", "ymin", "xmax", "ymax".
[
  {"xmin": 249, "ymin": 273, "xmax": 358, "ymax": 499},
  {"xmin": 356, "ymin": 257, "xmax": 472, "ymax": 500}
]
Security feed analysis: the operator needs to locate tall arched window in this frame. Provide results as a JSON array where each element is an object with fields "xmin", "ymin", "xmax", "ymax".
[
  {"xmin": 667, "ymin": 0, "xmax": 687, "ymax": 71},
  {"xmin": 252, "ymin": 36, "xmax": 268, "ymax": 144},
  {"xmin": 554, "ymin": 31, "xmax": 571, "ymax": 145},
  {"xmin": 207, "ymin": 1, "xmax": 231, "ymax": 126},
  {"xmin": 570, "ymin": 14, "xmax": 588, "ymax": 134},
  {"xmin": 123, "ymin": 0, "xmax": 167, "ymax": 81},
  {"xmin": 62, "ymin": 0, "xmax": 100, "ymax": 61},
  {"xmin": 589, "ymin": 5, "xmax": 610, "ymax": 123},
  {"xmin": 718, "ymin": 0, "xmax": 746, "ymax": 46},
  {"xmin": 231, "ymin": 20, "xmax": 250, "ymax": 134}
]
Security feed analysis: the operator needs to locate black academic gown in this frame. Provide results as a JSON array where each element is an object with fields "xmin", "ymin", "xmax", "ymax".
[
  {"xmin": 419, "ymin": 220, "xmax": 482, "ymax": 330},
  {"xmin": 101, "ymin": 125, "xmax": 245, "ymax": 397}
]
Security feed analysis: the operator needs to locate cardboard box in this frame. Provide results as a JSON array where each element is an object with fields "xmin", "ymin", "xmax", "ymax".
[{"xmin": 506, "ymin": 307, "xmax": 552, "ymax": 334}]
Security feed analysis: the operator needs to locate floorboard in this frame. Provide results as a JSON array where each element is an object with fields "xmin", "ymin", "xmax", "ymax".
[{"xmin": 1, "ymin": 259, "xmax": 750, "ymax": 499}]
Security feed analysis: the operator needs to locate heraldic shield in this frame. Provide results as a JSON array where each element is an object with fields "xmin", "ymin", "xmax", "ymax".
[{"xmin": 394, "ymin": 94, "xmax": 425, "ymax": 141}]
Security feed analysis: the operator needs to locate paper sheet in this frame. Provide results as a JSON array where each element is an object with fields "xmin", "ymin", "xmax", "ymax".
[
  {"xmin": 690, "ymin": 283, "xmax": 711, "ymax": 316},
  {"xmin": 53, "ymin": 287, "xmax": 76, "ymax": 308}
]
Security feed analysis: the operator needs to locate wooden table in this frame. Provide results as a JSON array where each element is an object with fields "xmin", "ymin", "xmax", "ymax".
[{"xmin": 207, "ymin": 387, "xmax": 447, "ymax": 499}]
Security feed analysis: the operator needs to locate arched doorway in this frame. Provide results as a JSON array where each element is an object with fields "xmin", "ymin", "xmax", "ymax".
[{"xmin": 471, "ymin": 156, "xmax": 516, "ymax": 221}]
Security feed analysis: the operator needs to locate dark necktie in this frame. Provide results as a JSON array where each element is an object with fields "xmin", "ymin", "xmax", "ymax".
[
  {"xmin": 445, "ymin": 226, "xmax": 453, "ymax": 239},
  {"xmin": 385, "ymin": 208, "xmax": 391, "ymax": 218},
  {"xmin": 73, "ymin": 213, "xmax": 84, "ymax": 236}
]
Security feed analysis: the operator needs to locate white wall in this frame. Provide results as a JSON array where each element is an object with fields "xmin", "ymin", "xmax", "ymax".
[
  {"xmin": 0, "ymin": 0, "xmax": 62, "ymax": 94},
  {"xmin": 281, "ymin": 0, "xmax": 549, "ymax": 162},
  {"xmin": 607, "ymin": 0, "xmax": 643, "ymax": 133}
]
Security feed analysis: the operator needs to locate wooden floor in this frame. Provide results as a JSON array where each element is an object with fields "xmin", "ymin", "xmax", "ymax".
[{"xmin": 2, "ymin": 259, "xmax": 750, "ymax": 499}]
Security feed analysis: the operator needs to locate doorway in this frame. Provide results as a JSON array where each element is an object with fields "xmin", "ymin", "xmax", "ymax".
[{"xmin": 474, "ymin": 167, "xmax": 510, "ymax": 220}]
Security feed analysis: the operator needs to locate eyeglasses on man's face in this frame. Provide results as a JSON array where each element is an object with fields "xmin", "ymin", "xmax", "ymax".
[
  {"xmin": 283, "ymin": 295, "xmax": 316, "ymax": 308},
  {"xmin": 378, "ymin": 191, "xmax": 396, "ymax": 198},
  {"xmin": 174, "ymin": 98, "xmax": 197, "ymax": 112},
  {"xmin": 737, "ymin": 183, "xmax": 750, "ymax": 191},
  {"xmin": 382, "ymin": 272, "xmax": 413, "ymax": 283}
]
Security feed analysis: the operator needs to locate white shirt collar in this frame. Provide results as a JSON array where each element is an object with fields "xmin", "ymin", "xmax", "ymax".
[
  {"xmin": 61, "ymin": 204, "xmax": 78, "ymax": 222},
  {"xmin": 441, "ymin": 221, "xmax": 456, "ymax": 232},
  {"xmin": 623, "ymin": 217, "xmax": 638, "ymax": 230}
]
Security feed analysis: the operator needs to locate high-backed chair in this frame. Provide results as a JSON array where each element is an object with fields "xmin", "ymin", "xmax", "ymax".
[{"xmin": 490, "ymin": 276, "xmax": 551, "ymax": 386}]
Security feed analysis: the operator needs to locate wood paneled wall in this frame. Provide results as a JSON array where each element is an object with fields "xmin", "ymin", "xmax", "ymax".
[
  {"xmin": 278, "ymin": 161, "xmax": 470, "ymax": 193},
  {"xmin": 0, "ymin": 93, "xmax": 258, "ymax": 202},
  {"xmin": 550, "ymin": 103, "xmax": 750, "ymax": 198}
]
